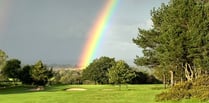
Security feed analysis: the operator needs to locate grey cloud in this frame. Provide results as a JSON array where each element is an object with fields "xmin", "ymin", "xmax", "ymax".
[{"xmin": 0, "ymin": 0, "xmax": 169, "ymax": 65}]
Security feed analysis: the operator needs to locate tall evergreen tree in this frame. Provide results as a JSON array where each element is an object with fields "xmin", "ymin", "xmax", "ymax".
[
  {"xmin": 133, "ymin": 0, "xmax": 209, "ymax": 82},
  {"xmin": 31, "ymin": 60, "xmax": 53, "ymax": 86}
]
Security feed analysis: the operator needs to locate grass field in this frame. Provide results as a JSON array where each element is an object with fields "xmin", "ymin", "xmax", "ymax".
[{"xmin": 0, "ymin": 84, "xmax": 207, "ymax": 103}]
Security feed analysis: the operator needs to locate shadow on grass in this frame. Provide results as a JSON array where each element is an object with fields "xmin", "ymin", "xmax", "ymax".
[
  {"xmin": 0, "ymin": 86, "xmax": 35, "ymax": 94},
  {"xmin": 0, "ymin": 85, "xmax": 67, "ymax": 94}
]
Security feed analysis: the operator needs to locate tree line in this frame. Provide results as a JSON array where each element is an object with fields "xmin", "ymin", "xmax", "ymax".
[
  {"xmin": 82, "ymin": 56, "xmax": 160, "ymax": 85},
  {"xmin": 0, "ymin": 50, "xmax": 160, "ymax": 87},
  {"xmin": 0, "ymin": 50, "xmax": 53, "ymax": 86}
]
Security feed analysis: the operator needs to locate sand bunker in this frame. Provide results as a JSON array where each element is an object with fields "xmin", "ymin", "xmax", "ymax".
[{"xmin": 66, "ymin": 88, "xmax": 87, "ymax": 91}]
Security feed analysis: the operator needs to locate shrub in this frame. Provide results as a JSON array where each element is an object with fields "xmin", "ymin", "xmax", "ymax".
[
  {"xmin": 156, "ymin": 75, "xmax": 209, "ymax": 101},
  {"xmin": 193, "ymin": 75, "xmax": 209, "ymax": 86},
  {"xmin": 156, "ymin": 81, "xmax": 192, "ymax": 101}
]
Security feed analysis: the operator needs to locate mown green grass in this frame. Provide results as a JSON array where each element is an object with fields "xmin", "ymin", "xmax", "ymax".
[{"xmin": 0, "ymin": 84, "xmax": 207, "ymax": 103}]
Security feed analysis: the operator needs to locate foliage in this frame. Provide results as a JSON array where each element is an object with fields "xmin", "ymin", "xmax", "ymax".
[
  {"xmin": 133, "ymin": 0, "xmax": 209, "ymax": 81},
  {"xmin": 19, "ymin": 65, "xmax": 34, "ymax": 85},
  {"xmin": 156, "ymin": 75, "xmax": 209, "ymax": 101},
  {"xmin": 54, "ymin": 69, "xmax": 82, "ymax": 84},
  {"xmin": 156, "ymin": 82, "xmax": 192, "ymax": 101},
  {"xmin": 129, "ymin": 70, "xmax": 148, "ymax": 84},
  {"xmin": 0, "ymin": 49, "xmax": 8, "ymax": 82},
  {"xmin": 82, "ymin": 56, "xmax": 116, "ymax": 84},
  {"xmin": 0, "ymin": 49, "xmax": 8, "ymax": 67},
  {"xmin": 1, "ymin": 59, "xmax": 53, "ymax": 86},
  {"xmin": 108, "ymin": 60, "xmax": 136, "ymax": 85},
  {"xmin": 1, "ymin": 59, "xmax": 21, "ymax": 79},
  {"xmin": 129, "ymin": 69, "xmax": 161, "ymax": 84},
  {"xmin": 30, "ymin": 60, "xmax": 53, "ymax": 86},
  {"xmin": 0, "ymin": 50, "xmax": 54, "ymax": 86},
  {"xmin": 133, "ymin": 1, "xmax": 209, "ymax": 101}
]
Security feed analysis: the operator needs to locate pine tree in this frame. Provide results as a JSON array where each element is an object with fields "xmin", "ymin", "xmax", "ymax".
[
  {"xmin": 31, "ymin": 60, "xmax": 53, "ymax": 86},
  {"xmin": 133, "ymin": 0, "xmax": 209, "ymax": 82}
]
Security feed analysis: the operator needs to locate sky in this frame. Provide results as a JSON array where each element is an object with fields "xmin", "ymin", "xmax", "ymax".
[{"xmin": 0, "ymin": 0, "xmax": 169, "ymax": 66}]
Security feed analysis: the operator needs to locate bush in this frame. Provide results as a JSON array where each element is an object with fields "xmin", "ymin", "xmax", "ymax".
[
  {"xmin": 156, "ymin": 75, "xmax": 209, "ymax": 101},
  {"xmin": 193, "ymin": 75, "xmax": 209, "ymax": 86},
  {"xmin": 156, "ymin": 81, "xmax": 192, "ymax": 101}
]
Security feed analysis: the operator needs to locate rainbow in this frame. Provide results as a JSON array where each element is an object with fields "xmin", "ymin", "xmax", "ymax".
[{"xmin": 77, "ymin": 0, "xmax": 119, "ymax": 68}]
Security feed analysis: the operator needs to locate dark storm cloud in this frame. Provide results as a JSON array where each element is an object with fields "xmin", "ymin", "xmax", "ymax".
[
  {"xmin": 1, "ymin": 0, "xmax": 105, "ymax": 64},
  {"xmin": 0, "ymin": 0, "xmax": 169, "ymax": 65}
]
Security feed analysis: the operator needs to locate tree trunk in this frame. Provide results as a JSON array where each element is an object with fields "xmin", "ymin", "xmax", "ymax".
[
  {"xmin": 163, "ymin": 73, "xmax": 167, "ymax": 89},
  {"xmin": 170, "ymin": 71, "xmax": 174, "ymax": 86},
  {"xmin": 184, "ymin": 63, "xmax": 194, "ymax": 81},
  {"xmin": 194, "ymin": 67, "xmax": 202, "ymax": 79},
  {"xmin": 125, "ymin": 84, "xmax": 128, "ymax": 90},
  {"xmin": 180, "ymin": 77, "xmax": 183, "ymax": 84},
  {"xmin": 119, "ymin": 84, "xmax": 121, "ymax": 90}
]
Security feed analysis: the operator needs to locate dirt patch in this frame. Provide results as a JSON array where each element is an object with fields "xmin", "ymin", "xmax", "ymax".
[
  {"xmin": 28, "ymin": 86, "xmax": 45, "ymax": 91},
  {"xmin": 66, "ymin": 88, "xmax": 87, "ymax": 91}
]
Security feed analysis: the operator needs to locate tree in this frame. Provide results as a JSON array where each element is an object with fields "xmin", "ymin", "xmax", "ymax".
[
  {"xmin": 55, "ymin": 69, "xmax": 82, "ymax": 84},
  {"xmin": 1, "ymin": 59, "xmax": 21, "ymax": 79},
  {"xmin": 0, "ymin": 49, "xmax": 8, "ymax": 80},
  {"xmin": 133, "ymin": 0, "xmax": 209, "ymax": 82},
  {"xmin": 0, "ymin": 49, "xmax": 8, "ymax": 66},
  {"xmin": 108, "ymin": 60, "xmax": 135, "ymax": 89},
  {"xmin": 19, "ymin": 65, "xmax": 34, "ymax": 85},
  {"xmin": 31, "ymin": 60, "xmax": 53, "ymax": 86},
  {"xmin": 0, "ymin": 49, "xmax": 8, "ymax": 76},
  {"xmin": 65, "ymin": 70, "xmax": 82, "ymax": 84},
  {"xmin": 82, "ymin": 56, "xmax": 115, "ymax": 84}
]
